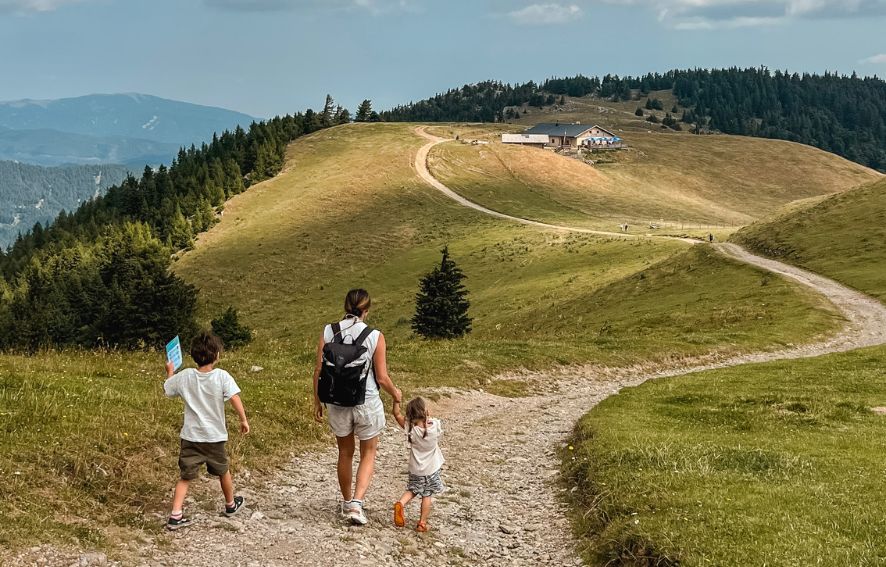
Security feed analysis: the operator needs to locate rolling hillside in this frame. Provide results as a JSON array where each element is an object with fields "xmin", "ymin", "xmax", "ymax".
[
  {"xmin": 734, "ymin": 178, "xmax": 886, "ymax": 301},
  {"xmin": 175, "ymin": 122, "xmax": 838, "ymax": 370},
  {"xmin": 0, "ymin": 121, "xmax": 847, "ymax": 551},
  {"xmin": 428, "ymin": 114, "xmax": 879, "ymax": 236}
]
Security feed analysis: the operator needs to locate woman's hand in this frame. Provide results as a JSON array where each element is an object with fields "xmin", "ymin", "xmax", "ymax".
[{"xmin": 313, "ymin": 398, "xmax": 324, "ymax": 423}]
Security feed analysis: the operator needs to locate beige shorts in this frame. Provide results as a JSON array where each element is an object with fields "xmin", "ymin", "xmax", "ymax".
[{"xmin": 327, "ymin": 396, "xmax": 385, "ymax": 440}]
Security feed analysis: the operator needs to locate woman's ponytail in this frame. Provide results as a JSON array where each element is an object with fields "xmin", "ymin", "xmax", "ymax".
[{"xmin": 344, "ymin": 288, "xmax": 371, "ymax": 318}]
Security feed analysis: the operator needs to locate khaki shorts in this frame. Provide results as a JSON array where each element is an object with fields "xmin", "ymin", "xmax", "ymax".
[
  {"xmin": 179, "ymin": 439, "xmax": 229, "ymax": 480},
  {"xmin": 327, "ymin": 396, "xmax": 385, "ymax": 440}
]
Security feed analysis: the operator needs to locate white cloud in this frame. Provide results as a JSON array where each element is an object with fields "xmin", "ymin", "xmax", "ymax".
[
  {"xmin": 861, "ymin": 53, "xmax": 886, "ymax": 64},
  {"xmin": 597, "ymin": 0, "xmax": 886, "ymax": 29},
  {"xmin": 508, "ymin": 3, "xmax": 583, "ymax": 25},
  {"xmin": 0, "ymin": 0, "xmax": 83, "ymax": 14}
]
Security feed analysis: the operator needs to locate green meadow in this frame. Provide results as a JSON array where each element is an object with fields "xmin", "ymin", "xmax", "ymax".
[
  {"xmin": 564, "ymin": 346, "xmax": 886, "ymax": 566},
  {"xmin": 736, "ymin": 178, "xmax": 886, "ymax": 302}
]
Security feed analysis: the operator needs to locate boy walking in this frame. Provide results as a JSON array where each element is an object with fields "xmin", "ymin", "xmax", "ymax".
[{"xmin": 163, "ymin": 332, "xmax": 250, "ymax": 530}]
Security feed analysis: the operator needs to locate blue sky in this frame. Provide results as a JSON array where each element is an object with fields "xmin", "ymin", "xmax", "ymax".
[{"xmin": 1, "ymin": 0, "xmax": 884, "ymax": 118}]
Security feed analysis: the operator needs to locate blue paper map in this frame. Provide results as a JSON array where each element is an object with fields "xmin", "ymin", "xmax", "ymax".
[{"xmin": 166, "ymin": 335, "xmax": 183, "ymax": 372}]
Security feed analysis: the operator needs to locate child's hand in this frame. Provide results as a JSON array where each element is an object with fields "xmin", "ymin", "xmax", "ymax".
[
  {"xmin": 313, "ymin": 399, "xmax": 324, "ymax": 423},
  {"xmin": 240, "ymin": 419, "xmax": 250, "ymax": 435},
  {"xmin": 164, "ymin": 361, "xmax": 175, "ymax": 377}
]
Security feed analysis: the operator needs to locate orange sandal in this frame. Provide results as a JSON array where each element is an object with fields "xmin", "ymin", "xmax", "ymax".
[
  {"xmin": 416, "ymin": 521, "xmax": 429, "ymax": 532},
  {"xmin": 394, "ymin": 502, "xmax": 405, "ymax": 527}
]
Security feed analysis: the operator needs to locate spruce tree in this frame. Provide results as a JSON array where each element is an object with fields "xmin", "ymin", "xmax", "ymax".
[
  {"xmin": 211, "ymin": 306, "xmax": 253, "ymax": 348},
  {"xmin": 321, "ymin": 94, "xmax": 335, "ymax": 127},
  {"xmin": 412, "ymin": 247, "xmax": 471, "ymax": 339},
  {"xmin": 355, "ymin": 100, "xmax": 373, "ymax": 122},
  {"xmin": 635, "ymin": 107, "xmax": 644, "ymax": 116}
]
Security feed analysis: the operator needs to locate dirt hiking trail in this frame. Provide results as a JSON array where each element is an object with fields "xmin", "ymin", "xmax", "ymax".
[{"xmin": 11, "ymin": 127, "xmax": 886, "ymax": 567}]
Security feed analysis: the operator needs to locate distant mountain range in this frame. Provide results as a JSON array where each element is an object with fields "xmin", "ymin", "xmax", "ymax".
[
  {"xmin": 0, "ymin": 93, "xmax": 255, "ymax": 243},
  {"xmin": 0, "ymin": 93, "xmax": 255, "ymax": 166},
  {"xmin": 0, "ymin": 126, "xmax": 181, "ymax": 167},
  {"xmin": 0, "ymin": 160, "xmax": 130, "ymax": 247}
]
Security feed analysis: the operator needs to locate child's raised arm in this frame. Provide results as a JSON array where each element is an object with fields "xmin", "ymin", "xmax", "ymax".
[{"xmin": 392, "ymin": 400, "xmax": 406, "ymax": 429}]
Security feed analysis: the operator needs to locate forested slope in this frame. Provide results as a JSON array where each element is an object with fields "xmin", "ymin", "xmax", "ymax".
[
  {"xmin": 0, "ymin": 161, "xmax": 129, "ymax": 247},
  {"xmin": 381, "ymin": 68, "xmax": 886, "ymax": 171}
]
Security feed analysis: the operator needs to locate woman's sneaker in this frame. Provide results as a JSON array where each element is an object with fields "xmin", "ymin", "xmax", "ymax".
[
  {"xmin": 166, "ymin": 516, "xmax": 193, "ymax": 531},
  {"xmin": 348, "ymin": 499, "xmax": 368, "ymax": 526},
  {"xmin": 341, "ymin": 500, "xmax": 357, "ymax": 518},
  {"xmin": 225, "ymin": 496, "xmax": 245, "ymax": 517}
]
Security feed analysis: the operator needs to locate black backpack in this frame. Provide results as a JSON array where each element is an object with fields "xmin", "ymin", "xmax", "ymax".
[{"xmin": 318, "ymin": 322, "xmax": 375, "ymax": 407}]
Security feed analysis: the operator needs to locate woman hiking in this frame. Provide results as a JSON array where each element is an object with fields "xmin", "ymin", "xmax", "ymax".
[{"xmin": 312, "ymin": 288, "xmax": 402, "ymax": 525}]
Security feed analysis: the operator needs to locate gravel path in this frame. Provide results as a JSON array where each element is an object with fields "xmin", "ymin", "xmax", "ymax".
[{"xmin": 11, "ymin": 127, "xmax": 886, "ymax": 567}]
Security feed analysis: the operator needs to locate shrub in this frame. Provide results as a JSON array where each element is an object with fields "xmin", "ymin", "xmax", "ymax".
[{"xmin": 211, "ymin": 306, "xmax": 253, "ymax": 348}]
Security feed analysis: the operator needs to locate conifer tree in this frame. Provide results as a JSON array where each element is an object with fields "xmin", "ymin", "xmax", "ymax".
[
  {"xmin": 355, "ymin": 100, "xmax": 373, "ymax": 122},
  {"xmin": 635, "ymin": 107, "xmax": 644, "ymax": 116},
  {"xmin": 321, "ymin": 94, "xmax": 336, "ymax": 126},
  {"xmin": 168, "ymin": 206, "xmax": 193, "ymax": 250},
  {"xmin": 412, "ymin": 246, "xmax": 471, "ymax": 339},
  {"xmin": 211, "ymin": 306, "xmax": 253, "ymax": 348}
]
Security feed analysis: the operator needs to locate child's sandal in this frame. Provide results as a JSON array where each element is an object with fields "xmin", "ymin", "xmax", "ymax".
[
  {"xmin": 394, "ymin": 502, "xmax": 405, "ymax": 528},
  {"xmin": 416, "ymin": 521, "xmax": 429, "ymax": 532}
]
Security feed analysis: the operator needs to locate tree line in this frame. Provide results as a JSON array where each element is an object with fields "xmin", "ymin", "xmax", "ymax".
[
  {"xmin": 379, "ymin": 68, "xmax": 886, "ymax": 172},
  {"xmin": 0, "ymin": 101, "xmax": 339, "ymax": 350}
]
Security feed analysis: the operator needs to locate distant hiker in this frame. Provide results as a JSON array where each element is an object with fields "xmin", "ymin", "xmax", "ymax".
[
  {"xmin": 708, "ymin": 233, "xmax": 714, "ymax": 243},
  {"xmin": 392, "ymin": 397, "xmax": 445, "ymax": 532},
  {"xmin": 312, "ymin": 288, "xmax": 402, "ymax": 526},
  {"xmin": 162, "ymin": 332, "xmax": 250, "ymax": 531}
]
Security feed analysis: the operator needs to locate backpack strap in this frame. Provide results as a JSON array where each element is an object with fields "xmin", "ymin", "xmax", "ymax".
[
  {"xmin": 330, "ymin": 322, "xmax": 343, "ymax": 344},
  {"xmin": 352, "ymin": 326, "xmax": 374, "ymax": 348},
  {"xmin": 353, "ymin": 326, "xmax": 377, "ymax": 387}
]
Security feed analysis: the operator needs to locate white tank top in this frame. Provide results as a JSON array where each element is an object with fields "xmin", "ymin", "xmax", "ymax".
[{"xmin": 323, "ymin": 317, "xmax": 381, "ymax": 399}]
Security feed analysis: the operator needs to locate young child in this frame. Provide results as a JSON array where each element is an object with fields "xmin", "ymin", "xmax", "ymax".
[
  {"xmin": 392, "ymin": 397, "xmax": 445, "ymax": 532},
  {"xmin": 162, "ymin": 331, "xmax": 250, "ymax": 530}
]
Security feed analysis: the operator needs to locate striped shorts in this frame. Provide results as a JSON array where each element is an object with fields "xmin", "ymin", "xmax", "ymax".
[{"xmin": 406, "ymin": 468, "xmax": 445, "ymax": 497}]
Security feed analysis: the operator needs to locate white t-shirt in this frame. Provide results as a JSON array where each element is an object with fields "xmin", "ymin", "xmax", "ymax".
[
  {"xmin": 323, "ymin": 317, "xmax": 381, "ymax": 399},
  {"xmin": 404, "ymin": 418, "xmax": 445, "ymax": 476},
  {"xmin": 164, "ymin": 368, "xmax": 241, "ymax": 443}
]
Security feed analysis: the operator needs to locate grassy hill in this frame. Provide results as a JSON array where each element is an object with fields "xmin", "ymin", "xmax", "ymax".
[
  {"xmin": 734, "ymin": 178, "xmax": 886, "ymax": 302},
  {"xmin": 427, "ymin": 98, "xmax": 879, "ymax": 237},
  {"xmin": 566, "ymin": 345, "xmax": 886, "ymax": 566},
  {"xmin": 0, "ymin": 122, "xmax": 843, "ymax": 551}
]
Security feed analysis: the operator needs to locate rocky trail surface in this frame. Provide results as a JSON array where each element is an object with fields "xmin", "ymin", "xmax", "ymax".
[{"xmin": 11, "ymin": 127, "xmax": 886, "ymax": 567}]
